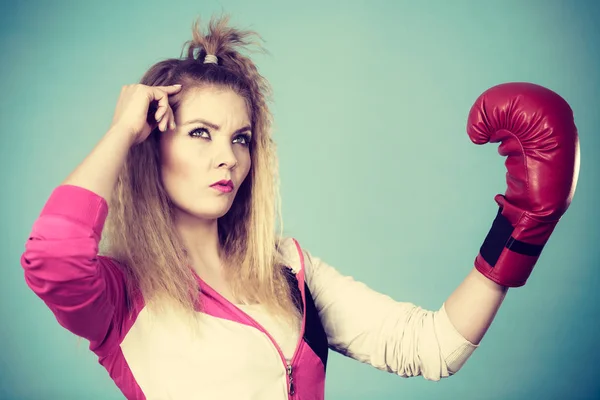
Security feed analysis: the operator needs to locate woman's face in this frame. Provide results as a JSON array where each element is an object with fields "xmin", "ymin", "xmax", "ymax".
[{"xmin": 159, "ymin": 86, "xmax": 252, "ymax": 222}]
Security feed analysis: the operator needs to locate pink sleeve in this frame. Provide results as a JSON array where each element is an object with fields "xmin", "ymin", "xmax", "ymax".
[{"xmin": 21, "ymin": 185, "xmax": 130, "ymax": 356}]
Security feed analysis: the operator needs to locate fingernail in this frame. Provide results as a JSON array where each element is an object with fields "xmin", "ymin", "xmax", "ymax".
[
  {"xmin": 174, "ymin": 84, "xmax": 182, "ymax": 87},
  {"xmin": 171, "ymin": 121, "xmax": 176, "ymax": 130}
]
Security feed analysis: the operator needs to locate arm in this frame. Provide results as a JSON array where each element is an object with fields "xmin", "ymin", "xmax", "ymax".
[
  {"xmin": 21, "ymin": 84, "xmax": 181, "ymax": 352},
  {"xmin": 61, "ymin": 125, "xmax": 135, "ymax": 200},
  {"xmin": 450, "ymin": 82, "xmax": 579, "ymax": 344},
  {"xmin": 302, "ymin": 248, "xmax": 477, "ymax": 382},
  {"xmin": 63, "ymin": 82, "xmax": 180, "ymax": 199},
  {"xmin": 300, "ymin": 83, "xmax": 578, "ymax": 383},
  {"xmin": 444, "ymin": 268, "xmax": 507, "ymax": 345},
  {"xmin": 21, "ymin": 184, "xmax": 129, "ymax": 356},
  {"xmin": 22, "ymin": 124, "xmax": 137, "ymax": 353}
]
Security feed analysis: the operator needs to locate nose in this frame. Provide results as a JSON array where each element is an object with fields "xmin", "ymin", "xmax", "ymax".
[{"xmin": 214, "ymin": 141, "xmax": 237, "ymax": 170}]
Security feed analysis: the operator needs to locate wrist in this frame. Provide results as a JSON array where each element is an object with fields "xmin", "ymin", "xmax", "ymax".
[
  {"xmin": 105, "ymin": 124, "xmax": 137, "ymax": 149},
  {"xmin": 471, "ymin": 267, "xmax": 509, "ymax": 294}
]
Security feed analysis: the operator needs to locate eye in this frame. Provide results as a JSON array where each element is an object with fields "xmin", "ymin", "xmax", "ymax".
[
  {"xmin": 233, "ymin": 133, "xmax": 252, "ymax": 147},
  {"xmin": 188, "ymin": 127, "xmax": 211, "ymax": 139}
]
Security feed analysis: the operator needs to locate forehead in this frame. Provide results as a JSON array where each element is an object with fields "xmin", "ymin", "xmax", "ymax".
[{"xmin": 176, "ymin": 86, "xmax": 251, "ymax": 125}]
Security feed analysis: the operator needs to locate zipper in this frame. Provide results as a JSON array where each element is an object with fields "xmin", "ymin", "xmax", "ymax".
[
  {"xmin": 286, "ymin": 363, "xmax": 295, "ymax": 395},
  {"xmin": 198, "ymin": 278, "xmax": 307, "ymax": 399}
]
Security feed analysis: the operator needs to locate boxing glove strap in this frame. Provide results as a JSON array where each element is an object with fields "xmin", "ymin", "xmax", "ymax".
[{"xmin": 480, "ymin": 208, "xmax": 545, "ymax": 267}]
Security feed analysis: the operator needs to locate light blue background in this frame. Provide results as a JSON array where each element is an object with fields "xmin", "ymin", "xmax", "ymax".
[{"xmin": 1, "ymin": 1, "xmax": 598, "ymax": 399}]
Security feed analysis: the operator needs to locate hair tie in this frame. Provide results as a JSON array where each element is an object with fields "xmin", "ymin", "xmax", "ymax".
[{"xmin": 203, "ymin": 54, "xmax": 218, "ymax": 65}]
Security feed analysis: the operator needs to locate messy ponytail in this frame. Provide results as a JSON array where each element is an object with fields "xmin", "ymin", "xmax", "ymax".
[{"xmin": 102, "ymin": 15, "xmax": 298, "ymax": 326}]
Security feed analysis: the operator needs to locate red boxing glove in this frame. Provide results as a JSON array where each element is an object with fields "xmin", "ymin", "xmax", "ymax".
[{"xmin": 467, "ymin": 82, "xmax": 580, "ymax": 287}]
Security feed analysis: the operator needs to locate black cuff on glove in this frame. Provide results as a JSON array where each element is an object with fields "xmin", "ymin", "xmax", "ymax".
[{"xmin": 480, "ymin": 208, "xmax": 545, "ymax": 267}]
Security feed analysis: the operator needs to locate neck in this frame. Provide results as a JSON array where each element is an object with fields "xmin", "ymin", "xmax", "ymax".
[{"xmin": 175, "ymin": 211, "xmax": 222, "ymax": 275}]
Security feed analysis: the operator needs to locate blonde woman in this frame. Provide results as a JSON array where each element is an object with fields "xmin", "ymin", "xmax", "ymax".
[{"xmin": 20, "ymin": 15, "xmax": 579, "ymax": 400}]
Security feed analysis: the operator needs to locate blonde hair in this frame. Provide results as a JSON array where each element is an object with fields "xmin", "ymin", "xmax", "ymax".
[{"xmin": 99, "ymin": 15, "xmax": 300, "ymax": 326}]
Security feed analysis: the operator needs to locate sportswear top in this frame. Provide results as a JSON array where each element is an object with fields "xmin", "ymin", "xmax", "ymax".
[{"xmin": 21, "ymin": 184, "xmax": 478, "ymax": 400}]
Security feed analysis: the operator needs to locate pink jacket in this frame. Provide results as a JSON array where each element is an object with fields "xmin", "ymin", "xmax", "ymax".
[{"xmin": 21, "ymin": 185, "xmax": 477, "ymax": 399}]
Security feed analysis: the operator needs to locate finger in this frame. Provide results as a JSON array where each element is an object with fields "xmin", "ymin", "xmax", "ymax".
[
  {"xmin": 158, "ymin": 104, "xmax": 175, "ymax": 132},
  {"xmin": 168, "ymin": 107, "xmax": 177, "ymax": 131},
  {"xmin": 160, "ymin": 110, "xmax": 168, "ymax": 132},
  {"xmin": 146, "ymin": 100, "xmax": 160, "ymax": 126},
  {"xmin": 155, "ymin": 84, "xmax": 182, "ymax": 94},
  {"xmin": 153, "ymin": 89, "xmax": 170, "ymax": 125},
  {"xmin": 154, "ymin": 104, "xmax": 164, "ymax": 124},
  {"xmin": 162, "ymin": 107, "xmax": 173, "ymax": 132}
]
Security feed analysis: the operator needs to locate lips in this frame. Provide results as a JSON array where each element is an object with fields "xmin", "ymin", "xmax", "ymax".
[{"xmin": 210, "ymin": 180, "xmax": 234, "ymax": 193}]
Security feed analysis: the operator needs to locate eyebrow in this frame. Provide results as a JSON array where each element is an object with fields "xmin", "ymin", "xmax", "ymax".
[{"xmin": 181, "ymin": 118, "xmax": 252, "ymax": 134}]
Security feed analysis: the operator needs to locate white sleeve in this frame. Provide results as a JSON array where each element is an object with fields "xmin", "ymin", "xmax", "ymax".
[{"xmin": 302, "ymin": 248, "xmax": 478, "ymax": 381}]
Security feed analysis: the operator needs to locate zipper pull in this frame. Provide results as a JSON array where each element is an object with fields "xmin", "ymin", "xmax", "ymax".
[{"xmin": 287, "ymin": 363, "xmax": 295, "ymax": 396}]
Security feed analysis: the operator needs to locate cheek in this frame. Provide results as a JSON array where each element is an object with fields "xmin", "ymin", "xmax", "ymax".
[
  {"xmin": 160, "ymin": 140, "xmax": 202, "ymax": 187},
  {"xmin": 162, "ymin": 159, "xmax": 193, "ymax": 186},
  {"xmin": 235, "ymin": 149, "xmax": 252, "ymax": 180}
]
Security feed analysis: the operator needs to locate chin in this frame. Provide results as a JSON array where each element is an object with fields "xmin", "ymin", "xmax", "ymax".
[
  {"xmin": 170, "ymin": 189, "xmax": 239, "ymax": 222},
  {"xmin": 179, "ymin": 201, "xmax": 234, "ymax": 221}
]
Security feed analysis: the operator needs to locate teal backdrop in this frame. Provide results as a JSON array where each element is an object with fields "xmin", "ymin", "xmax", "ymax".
[{"xmin": 1, "ymin": 0, "xmax": 598, "ymax": 399}]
